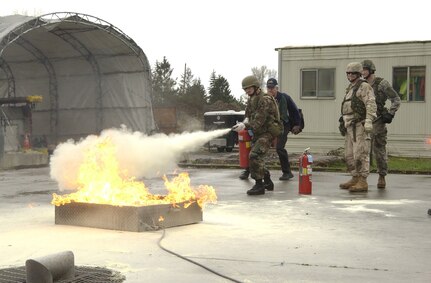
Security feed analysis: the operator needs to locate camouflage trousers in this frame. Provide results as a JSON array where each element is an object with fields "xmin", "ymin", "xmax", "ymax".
[
  {"xmin": 249, "ymin": 133, "xmax": 273, "ymax": 180},
  {"xmin": 371, "ymin": 120, "xmax": 388, "ymax": 176},
  {"xmin": 344, "ymin": 122, "xmax": 371, "ymax": 178}
]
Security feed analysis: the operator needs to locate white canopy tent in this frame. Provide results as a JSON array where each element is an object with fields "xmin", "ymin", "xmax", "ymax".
[{"xmin": 0, "ymin": 12, "xmax": 156, "ymax": 146}]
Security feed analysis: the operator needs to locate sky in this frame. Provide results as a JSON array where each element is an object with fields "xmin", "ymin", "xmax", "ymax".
[{"xmin": 1, "ymin": 0, "xmax": 430, "ymax": 99}]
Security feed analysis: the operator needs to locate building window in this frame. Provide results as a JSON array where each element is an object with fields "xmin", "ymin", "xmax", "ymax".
[
  {"xmin": 301, "ymin": 68, "xmax": 335, "ymax": 98},
  {"xmin": 393, "ymin": 66, "xmax": 425, "ymax": 102}
]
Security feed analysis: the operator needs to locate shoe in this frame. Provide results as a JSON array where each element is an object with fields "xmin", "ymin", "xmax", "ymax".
[
  {"xmin": 247, "ymin": 183, "xmax": 265, "ymax": 195},
  {"xmin": 377, "ymin": 175, "xmax": 386, "ymax": 189},
  {"xmin": 279, "ymin": 172, "xmax": 294, "ymax": 181},
  {"xmin": 264, "ymin": 170, "xmax": 274, "ymax": 191},
  {"xmin": 239, "ymin": 170, "xmax": 250, "ymax": 180},
  {"xmin": 349, "ymin": 176, "xmax": 368, "ymax": 192},
  {"xmin": 339, "ymin": 176, "xmax": 359, "ymax": 190},
  {"xmin": 264, "ymin": 179, "xmax": 274, "ymax": 191}
]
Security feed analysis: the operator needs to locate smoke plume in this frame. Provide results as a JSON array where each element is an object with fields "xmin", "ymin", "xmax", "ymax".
[{"xmin": 50, "ymin": 126, "xmax": 231, "ymax": 191}]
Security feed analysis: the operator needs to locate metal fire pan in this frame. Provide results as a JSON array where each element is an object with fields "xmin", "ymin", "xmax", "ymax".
[{"xmin": 55, "ymin": 201, "xmax": 202, "ymax": 232}]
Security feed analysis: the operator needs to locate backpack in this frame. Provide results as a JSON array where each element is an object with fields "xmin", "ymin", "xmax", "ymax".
[{"xmin": 297, "ymin": 108, "xmax": 305, "ymax": 132}]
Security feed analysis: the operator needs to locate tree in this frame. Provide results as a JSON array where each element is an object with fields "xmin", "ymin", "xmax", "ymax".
[
  {"xmin": 207, "ymin": 71, "xmax": 235, "ymax": 104},
  {"xmin": 251, "ymin": 65, "xmax": 277, "ymax": 88},
  {"xmin": 151, "ymin": 56, "xmax": 178, "ymax": 105},
  {"xmin": 178, "ymin": 64, "xmax": 194, "ymax": 96},
  {"xmin": 180, "ymin": 78, "xmax": 208, "ymax": 114}
]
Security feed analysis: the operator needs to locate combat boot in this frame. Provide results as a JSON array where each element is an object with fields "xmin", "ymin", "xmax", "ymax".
[
  {"xmin": 349, "ymin": 176, "xmax": 368, "ymax": 192},
  {"xmin": 247, "ymin": 181, "xmax": 265, "ymax": 195},
  {"xmin": 339, "ymin": 176, "xmax": 359, "ymax": 190},
  {"xmin": 264, "ymin": 171, "xmax": 274, "ymax": 191},
  {"xmin": 239, "ymin": 169, "xmax": 250, "ymax": 180},
  {"xmin": 377, "ymin": 175, "xmax": 386, "ymax": 189}
]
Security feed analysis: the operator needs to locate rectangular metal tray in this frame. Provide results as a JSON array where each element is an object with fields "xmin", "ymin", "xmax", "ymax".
[{"xmin": 55, "ymin": 201, "xmax": 202, "ymax": 232}]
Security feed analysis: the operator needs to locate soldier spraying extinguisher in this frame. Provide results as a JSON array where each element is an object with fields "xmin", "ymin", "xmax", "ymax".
[{"xmin": 299, "ymin": 148, "xmax": 313, "ymax": 194}]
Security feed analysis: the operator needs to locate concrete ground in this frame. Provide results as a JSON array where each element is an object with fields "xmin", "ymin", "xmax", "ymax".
[{"xmin": 0, "ymin": 167, "xmax": 430, "ymax": 283}]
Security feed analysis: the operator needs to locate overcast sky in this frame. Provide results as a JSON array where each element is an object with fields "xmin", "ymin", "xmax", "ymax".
[{"xmin": 1, "ymin": 0, "xmax": 429, "ymax": 98}]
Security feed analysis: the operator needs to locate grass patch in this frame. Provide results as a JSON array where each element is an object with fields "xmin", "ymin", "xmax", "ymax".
[
  {"xmin": 383, "ymin": 156, "xmax": 431, "ymax": 173},
  {"xmin": 322, "ymin": 156, "xmax": 431, "ymax": 174}
]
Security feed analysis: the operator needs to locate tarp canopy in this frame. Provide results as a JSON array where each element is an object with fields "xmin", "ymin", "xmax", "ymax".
[{"xmin": 0, "ymin": 12, "xmax": 156, "ymax": 144}]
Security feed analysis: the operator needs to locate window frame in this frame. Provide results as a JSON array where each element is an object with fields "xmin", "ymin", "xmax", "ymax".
[
  {"xmin": 392, "ymin": 65, "xmax": 426, "ymax": 102},
  {"xmin": 300, "ymin": 68, "xmax": 336, "ymax": 100}
]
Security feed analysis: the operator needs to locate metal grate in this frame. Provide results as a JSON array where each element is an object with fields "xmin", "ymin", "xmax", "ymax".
[{"xmin": 0, "ymin": 266, "xmax": 125, "ymax": 283}]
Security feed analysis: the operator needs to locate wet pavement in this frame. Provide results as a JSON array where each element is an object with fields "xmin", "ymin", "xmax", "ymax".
[{"xmin": 0, "ymin": 167, "xmax": 430, "ymax": 283}]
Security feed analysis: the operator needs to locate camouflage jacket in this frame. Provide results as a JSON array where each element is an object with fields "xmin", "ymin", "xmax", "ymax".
[
  {"xmin": 245, "ymin": 89, "xmax": 281, "ymax": 137},
  {"xmin": 371, "ymin": 77, "xmax": 401, "ymax": 116},
  {"xmin": 342, "ymin": 79, "xmax": 377, "ymax": 127}
]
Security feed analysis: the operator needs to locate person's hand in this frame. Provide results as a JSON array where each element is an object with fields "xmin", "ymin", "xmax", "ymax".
[
  {"xmin": 364, "ymin": 119, "xmax": 373, "ymax": 134},
  {"xmin": 382, "ymin": 113, "xmax": 394, "ymax": 124},
  {"xmin": 232, "ymin": 122, "xmax": 245, "ymax": 132},
  {"xmin": 291, "ymin": 125, "xmax": 301, "ymax": 135},
  {"xmin": 243, "ymin": 117, "xmax": 249, "ymax": 124}
]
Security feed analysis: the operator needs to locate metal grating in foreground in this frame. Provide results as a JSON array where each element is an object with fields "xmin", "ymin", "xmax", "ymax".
[
  {"xmin": 0, "ymin": 266, "xmax": 125, "ymax": 283},
  {"xmin": 55, "ymin": 201, "xmax": 203, "ymax": 232}
]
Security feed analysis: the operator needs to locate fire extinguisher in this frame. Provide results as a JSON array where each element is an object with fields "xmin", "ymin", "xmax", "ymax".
[
  {"xmin": 299, "ymin": 147, "xmax": 313, "ymax": 194},
  {"xmin": 23, "ymin": 133, "xmax": 31, "ymax": 151},
  {"xmin": 238, "ymin": 129, "xmax": 252, "ymax": 168}
]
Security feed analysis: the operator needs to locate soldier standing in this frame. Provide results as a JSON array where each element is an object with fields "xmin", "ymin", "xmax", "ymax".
[
  {"xmin": 361, "ymin": 60, "xmax": 401, "ymax": 189},
  {"xmin": 232, "ymin": 75, "xmax": 281, "ymax": 195},
  {"xmin": 339, "ymin": 62, "xmax": 377, "ymax": 192}
]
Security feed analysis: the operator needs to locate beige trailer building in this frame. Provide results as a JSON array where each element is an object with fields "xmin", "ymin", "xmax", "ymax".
[{"xmin": 276, "ymin": 40, "xmax": 431, "ymax": 157}]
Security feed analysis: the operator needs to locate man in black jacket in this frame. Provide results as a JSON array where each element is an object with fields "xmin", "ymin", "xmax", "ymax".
[{"xmin": 266, "ymin": 78, "xmax": 302, "ymax": 180}]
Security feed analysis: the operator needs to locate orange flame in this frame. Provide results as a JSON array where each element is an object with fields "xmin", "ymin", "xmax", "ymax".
[{"xmin": 51, "ymin": 137, "xmax": 217, "ymax": 208}]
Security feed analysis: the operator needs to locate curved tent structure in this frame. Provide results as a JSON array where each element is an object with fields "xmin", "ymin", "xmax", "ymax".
[{"xmin": 0, "ymin": 12, "xmax": 156, "ymax": 145}]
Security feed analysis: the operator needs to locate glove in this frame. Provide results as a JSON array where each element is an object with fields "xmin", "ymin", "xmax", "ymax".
[
  {"xmin": 243, "ymin": 117, "xmax": 249, "ymax": 124},
  {"xmin": 364, "ymin": 119, "xmax": 373, "ymax": 134},
  {"xmin": 381, "ymin": 113, "xmax": 394, "ymax": 124},
  {"xmin": 291, "ymin": 125, "xmax": 301, "ymax": 135},
  {"xmin": 232, "ymin": 122, "xmax": 245, "ymax": 132}
]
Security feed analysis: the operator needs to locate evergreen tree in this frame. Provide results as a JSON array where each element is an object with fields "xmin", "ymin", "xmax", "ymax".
[
  {"xmin": 178, "ymin": 64, "xmax": 193, "ymax": 97},
  {"xmin": 207, "ymin": 71, "xmax": 235, "ymax": 104},
  {"xmin": 181, "ymin": 78, "xmax": 208, "ymax": 115},
  {"xmin": 151, "ymin": 56, "xmax": 178, "ymax": 105}
]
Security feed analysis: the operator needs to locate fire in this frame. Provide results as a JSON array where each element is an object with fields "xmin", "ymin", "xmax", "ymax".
[{"xmin": 51, "ymin": 137, "xmax": 217, "ymax": 208}]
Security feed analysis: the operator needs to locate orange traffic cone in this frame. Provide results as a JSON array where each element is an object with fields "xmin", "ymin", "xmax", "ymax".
[{"xmin": 23, "ymin": 133, "xmax": 31, "ymax": 151}]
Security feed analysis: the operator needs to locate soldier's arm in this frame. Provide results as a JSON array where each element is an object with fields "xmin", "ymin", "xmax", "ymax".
[
  {"xmin": 360, "ymin": 83, "xmax": 377, "ymax": 121},
  {"xmin": 381, "ymin": 79, "xmax": 401, "ymax": 115}
]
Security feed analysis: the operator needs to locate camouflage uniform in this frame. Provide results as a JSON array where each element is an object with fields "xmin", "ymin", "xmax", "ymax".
[
  {"xmin": 371, "ymin": 78, "xmax": 401, "ymax": 176},
  {"xmin": 245, "ymin": 89, "xmax": 280, "ymax": 180},
  {"xmin": 342, "ymin": 80, "xmax": 377, "ymax": 178}
]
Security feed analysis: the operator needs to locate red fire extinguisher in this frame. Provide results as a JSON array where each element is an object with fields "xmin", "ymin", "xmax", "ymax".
[
  {"xmin": 23, "ymin": 133, "xmax": 31, "ymax": 151},
  {"xmin": 238, "ymin": 129, "xmax": 252, "ymax": 168},
  {"xmin": 299, "ymin": 147, "xmax": 312, "ymax": 194}
]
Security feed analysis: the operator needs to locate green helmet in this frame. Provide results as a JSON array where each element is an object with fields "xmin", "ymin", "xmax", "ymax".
[
  {"xmin": 242, "ymin": 75, "xmax": 260, "ymax": 89},
  {"xmin": 361, "ymin": 59, "xmax": 376, "ymax": 73},
  {"xmin": 346, "ymin": 62, "xmax": 362, "ymax": 73}
]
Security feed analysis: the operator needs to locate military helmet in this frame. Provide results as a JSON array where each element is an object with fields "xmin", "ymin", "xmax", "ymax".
[
  {"xmin": 346, "ymin": 62, "xmax": 362, "ymax": 73},
  {"xmin": 242, "ymin": 75, "xmax": 260, "ymax": 89},
  {"xmin": 361, "ymin": 59, "xmax": 376, "ymax": 72}
]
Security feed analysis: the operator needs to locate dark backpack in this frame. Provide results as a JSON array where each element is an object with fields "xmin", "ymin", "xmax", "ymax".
[{"xmin": 298, "ymin": 108, "xmax": 305, "ymax": 131}]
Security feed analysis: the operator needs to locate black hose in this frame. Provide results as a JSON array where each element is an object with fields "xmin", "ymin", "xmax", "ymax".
[{"xmin": 157, "ymin": 228, "xmax": 244, "ymax": 283}]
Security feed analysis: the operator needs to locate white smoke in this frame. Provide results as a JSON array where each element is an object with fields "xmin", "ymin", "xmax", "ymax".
[{"xmin": 50, "ymin": 126, "xmax": 231, "ymax": 191}]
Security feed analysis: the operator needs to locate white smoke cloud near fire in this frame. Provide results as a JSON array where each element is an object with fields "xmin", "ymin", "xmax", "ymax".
[{"xmin": 50, "ymin": 126, "xmax": 231, "ymax": 191}]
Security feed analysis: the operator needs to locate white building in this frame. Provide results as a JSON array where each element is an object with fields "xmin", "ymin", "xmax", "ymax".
[{"xmin": 276, "ymin": 40, "xmax": 431, "ymax": 157}]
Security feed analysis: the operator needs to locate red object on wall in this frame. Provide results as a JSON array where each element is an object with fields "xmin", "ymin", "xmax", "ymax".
[
  {"xmin": 238, "ymin": 129, "xmax": 252, "ymax": 168},
  {"xmin": 299, "ymin": 148, "xmax": 312, "ymax": 194},
  {"xmin": 23, "ymin": 133, "xmax": 31, "ymax": 150}
]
